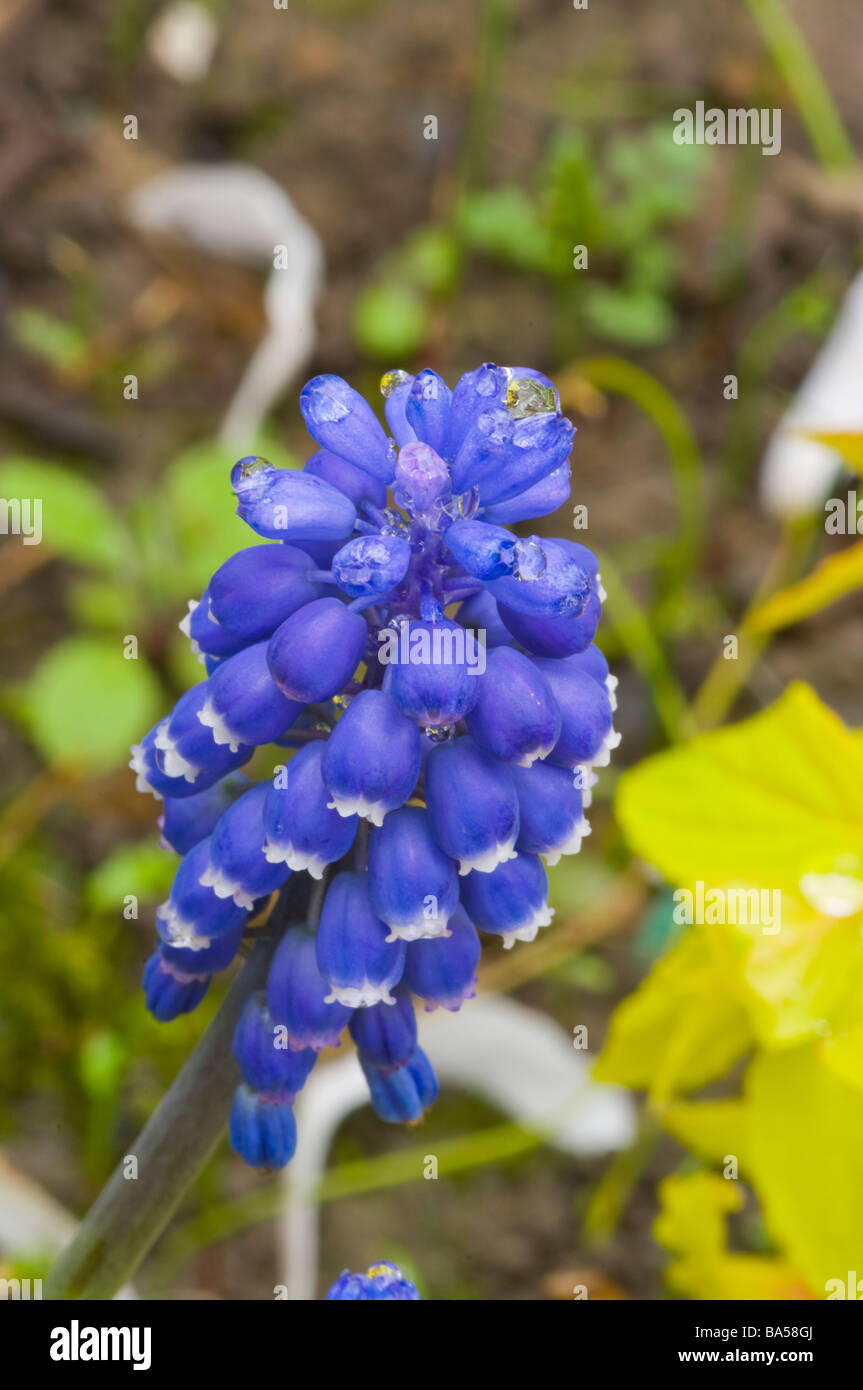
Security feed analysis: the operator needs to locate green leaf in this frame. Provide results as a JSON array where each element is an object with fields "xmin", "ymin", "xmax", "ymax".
[
  {"xmin": 397, "ymin": 225, "xmax": 460, "ymax": 294},
  {"xmin": 7, "ymin": 308, "xmax": 87, "ymax": 369},
  {"xmin": 583, "ymin": 284, "xmax": 676, "ymax": 346},
  {"xmin": 615, "ymin": 682, "xmax": 863, "ymax": 894},
  {"xmin": 70, "ymin": 577, "xmax": 139, "ymax": 631},
  {"xmin": 22, "ymin": 635, "xmax": 162, "ymax": 774},
  {"xmin": 456, "ymin": 187, "xmax": 552, "ymax": 273},
  {"xmin": 0, "ymin": 458, "xmax": 127, "ymax": 572},
  {"xmin": 352, "ymin": 282, "xmax": 427, "ymax": 361},
  {"xmin": 626, "ymin": 238, "xmax": 677, "ymax": 293},
  {"xmin": 541, "ymin": 131, "xmax": 604, "ymax": 261},
  {"xmin": 86, "ymin": 837, "xmax": 176, "ymax": 912},
  {"xmin": 608, "ymin": 124, "xmax": 705, "ymax": 223}
]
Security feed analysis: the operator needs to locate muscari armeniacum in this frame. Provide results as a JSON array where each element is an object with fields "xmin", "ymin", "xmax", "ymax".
[{"xmin": 131, "ymin": 365, "xmax": 619, "ymax": 1170}]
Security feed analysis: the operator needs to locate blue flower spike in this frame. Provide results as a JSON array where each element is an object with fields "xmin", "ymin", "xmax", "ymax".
[{"xmin": 131, "ymin": 364, "xmax": 618, "ymax": 1169}]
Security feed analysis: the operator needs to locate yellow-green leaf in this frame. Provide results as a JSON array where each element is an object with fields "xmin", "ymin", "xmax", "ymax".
[
  {"xmin": 740, "ymin": 905, "xmax": 863, "ymax": 1048},
  {"xmin": 745, "ymin": 1042, "xmax": 863, "ymax": 1294},
  {"xmin": 818, "ymin": 1025, "xmax": 863, "ymax": 1095},
  {"xmin": 655, "ymin": 1171, "xmax": 740, "ymax": 1264},
  {"xmin": 661, "ymin": 1099, "xmax": 749, "ymax": 1167},
  {"xmin": 744, "ymin": 541, "xmax": 863, "ymax": 635},
  {"xmin": 654, "ymin": 1172, "xmax": 809, "ymax": 1300},
  {"xmin": 615, "ymin": 682, "xmax": 863, "ymax": 894},
  {"xmin": 594, "ymin": 927, "xmax": 753, "ymax": 1101}
]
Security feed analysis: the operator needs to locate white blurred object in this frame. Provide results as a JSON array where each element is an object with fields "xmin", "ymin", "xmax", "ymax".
[
  {"xmin": 0, "ymin": 1150, "xmax": 77, "ymax": 1254},
  {"xmin": 127, "ymin": 164, "xmax": 324, "ymax": 450},
  {"xmin": 0, "ymin": 1150, "xmax": 136, "ymax": 1298},
  {"xmin": 279, "ymin": 995, "xmax": 635, "ymax": 1300},
  {"xmin": 760, "ymin": 269, "xmax": 863, "ymax": 520},
  {"xmin": 147, "ymin": 2, "xmax": 219, "ymax": 84}
]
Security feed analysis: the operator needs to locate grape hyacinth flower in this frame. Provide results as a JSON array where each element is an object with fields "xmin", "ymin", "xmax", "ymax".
[
  {"xmin": 131, "ymin": 363, "xmax": 619, "ymax": 1170},
  {"xmin": 326, "ymin": 1260, "xmax": 420, "ymax": 1301}
]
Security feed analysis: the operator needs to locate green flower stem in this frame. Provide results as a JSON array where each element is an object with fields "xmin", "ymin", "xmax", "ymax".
[{"xmin": 44, "ymin": 899, "xmax": 298, "ymax": 1301}]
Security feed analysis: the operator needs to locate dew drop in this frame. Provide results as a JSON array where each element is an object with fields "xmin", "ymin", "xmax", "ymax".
[
  {"xmin": 506, "ymin": 378, "xmax": 556, "ymax": 419},
  {"xmin": 424, "ymin": 724, "xmax": 455, "ymax": 745},
  {"xmin": 475, "ymin": 363, "xmax": 502, "ymax": 398},
  {"xmin": 514, "ymin": 538, "xmax": 547, "ymax": 580},
  {"xmin": 238, "ymin": 455, "xmax": 272, "ymax": 479},
  {"xmin": 380, "ymin": 369, "xmax": 412, "ymax": 399}
]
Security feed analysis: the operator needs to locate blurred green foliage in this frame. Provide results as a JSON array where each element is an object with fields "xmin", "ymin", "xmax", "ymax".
[
  {"xmin": 0, "ymin": 836, "xmax": 213, "ymax": 1184},
  {"xmin": 1, "ymin": 438, "xmax": 297, "ymax": 777},
  {"xmin": 353, "ymin": 124, "xmax": 708, "ymax": 361},
  {"xmin": 0, "ymin": 439, "xmax": 299, "ymax": 1192}
]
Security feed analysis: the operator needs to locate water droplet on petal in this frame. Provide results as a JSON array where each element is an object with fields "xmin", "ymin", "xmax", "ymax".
[
  {"xmin": 380, "ymin": 370, "xmax": 412, "ymax": 399},
  {"xmin": 238, "ymin": 455, "xmax": 272, "ymax": 479},
  {"xmin": 514, "ymin": 538, "xmax": 547, "ymax": 580},
  {"xmin": 475, "ymin": 363, "xmax": 502, "ymax": 398},
  {"xmin": 442, "ymin": 488, "xmax": 479, "ymax": 521},
  {"xmin": 506, "ymin": 378, "xmax": 557, "ymax": 419},
  {"xmin": 424, "ymin": 724, "xmax": 455, "ymax": 745}
]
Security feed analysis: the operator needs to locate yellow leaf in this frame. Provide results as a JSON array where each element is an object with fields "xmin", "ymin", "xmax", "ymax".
[
  {"xmin": 802, "ymin": 429, "xmax": 863, "ymax": 472},
  {"xmin": 615, "ymin": 682, "xmax": 863, "ymax": 895},
  {"xmin": 594, "ymin": 928, "xmax": 753, "ymax": 1101},
  {"xmin": 744, "ymin": 541, "xmax": 863, "ymax": 635},
  {"xmin": 655, "ymin": 1171, "xmax": 740, "ymax": 1261},
  {"xmin": 740, "ymin": 906, "xmax": 863, "ymax": 1048},
  {"xmin": 704, "ymin": 1255, "xmax": 812, "ymax": 1300},
  {"xmin": 818, "ymin": 1025, "xmax": 863, "ymax": 1094},
  {"xmin": 654, "ymin": 1172, "xmax": 810, "ymax": 1300},
  {"xmin": 661, "ymin": 1099, "xmax": 749, "ymax": 1167},
  {"xmin": 746, "ymin": 1042, "xmax": 863, "ymax": 1294}
]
